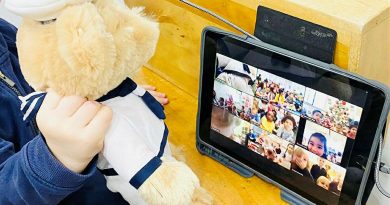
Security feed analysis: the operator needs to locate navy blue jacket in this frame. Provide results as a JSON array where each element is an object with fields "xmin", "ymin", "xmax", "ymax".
[{"xmin": 0, "ymin": 19, "xmax": 127, "ymax": 205}]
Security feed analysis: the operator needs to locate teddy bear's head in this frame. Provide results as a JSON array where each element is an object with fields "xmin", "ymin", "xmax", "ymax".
[{"xmin": 5, "ymin": 0, "xmax": 159, "ymax": 100}]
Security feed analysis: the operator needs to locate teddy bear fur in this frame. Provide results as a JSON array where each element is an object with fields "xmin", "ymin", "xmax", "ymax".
[
  {"xmin": 16, "ymin": 0, "xmax": 159, "ymax": 100},
  {"xmin": 14, "ymin": 0, "xmax": 212, "ymax": 204}
]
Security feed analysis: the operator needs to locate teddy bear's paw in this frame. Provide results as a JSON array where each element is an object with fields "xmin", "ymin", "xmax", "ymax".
[
  {"xmin": 138, "ymin": 159, "xmax": 200, "ymax": 205},
  {"xmin": 191, "ymin": 187, "xmax": 213, "ymax": 205}
]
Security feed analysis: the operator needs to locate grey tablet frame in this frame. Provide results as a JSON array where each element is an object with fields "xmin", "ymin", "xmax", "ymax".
[{"xmin": 196, "ymin": 26, "xmax": 390, "ymax": 205}]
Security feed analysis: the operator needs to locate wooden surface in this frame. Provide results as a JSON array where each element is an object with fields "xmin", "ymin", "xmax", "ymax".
[
  {"xmin": 125, "ymin": 0, "xmax": 390, "ymax": 204},
  {"xmin": 126, "ymin": 0, "xmax": 390, "ymax": 96},
  {"xmin": 132, "ymin": 68, "xmax": 287, "ymax": 205}
]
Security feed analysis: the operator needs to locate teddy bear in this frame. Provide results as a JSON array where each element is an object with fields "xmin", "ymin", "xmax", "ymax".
[{"xmin": 4, "ymin": 0, "xmax": 212, "ymax": 204}]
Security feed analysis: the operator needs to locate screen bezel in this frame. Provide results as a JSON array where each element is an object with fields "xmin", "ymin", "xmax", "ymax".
[{"xmin": 197, "ymin": 27, "xmax": 389, "ymax": 205}]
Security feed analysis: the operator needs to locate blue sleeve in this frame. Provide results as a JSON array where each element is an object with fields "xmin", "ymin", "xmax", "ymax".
[
  {"xmin": 0, "ymin": 135, "xmax": 96, "ymax": 205},
  {"xmin": 0, "ymin": 18, "xmax": 17, "ymax": 56}
]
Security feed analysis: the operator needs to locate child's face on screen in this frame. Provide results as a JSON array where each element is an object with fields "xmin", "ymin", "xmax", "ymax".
[
  {"xmin": 283, "ymin": 119, "xmax": 294, "ymax": 131},
  {"xmin": 308, "ymin": 136, "xmax": 325, "ymax": 157},
  {"xmin": 293, "ymin": 151, "xmax": 308, "ymax": 169},
  {"xmin": 318, "ymin": 158, "xmax": 325, "ymax": 167},
  {"xmin": 266, "ymin": 111, "xmax": 275, "ymax": 121},
  {"xmin": 317, "ymin": 177, "xmax": 330, "ymax": 190},
  {"xmin": 312, "ymin": 112, "xmax": 322, "ymax": 123},
  {"xmin": 349, "ymin": 127, "xmax": 357, "ymax": 137}
]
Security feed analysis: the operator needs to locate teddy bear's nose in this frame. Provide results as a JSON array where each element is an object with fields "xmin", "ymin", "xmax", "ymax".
[{"xmin": 4, "ymin": 0, "xmax": 69, "ymax": 21}]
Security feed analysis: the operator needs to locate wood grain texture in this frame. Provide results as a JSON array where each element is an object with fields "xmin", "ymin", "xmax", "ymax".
[
  {"xmin": 125, "ymin": 0, "xmax": 389, "ymax": 94},
  {"xmin": 132, "ymin": 68, "xmax": 287, "ymax": 205}
]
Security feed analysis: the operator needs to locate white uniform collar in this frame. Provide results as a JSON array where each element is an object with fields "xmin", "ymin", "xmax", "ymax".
[{"xmin": 4, "ymin": 0, "xmax": 91, "ymax": 21}]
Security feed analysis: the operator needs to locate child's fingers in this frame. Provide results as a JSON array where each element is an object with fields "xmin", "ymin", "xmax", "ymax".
[
  {"xmin": 85, "ymin": 105, "xmax": 113, "ymax": 136},
  {"xmin": 71, "ymin": 101, "xmax": 102, "ymax": 127},
  {"xmin": 56, "ymin": 96, "xmax": 87, "ymax": 117},
  {"xmin": 140, "ymin": 84, "xmax": 156, "ymax": 91},
  {"xmin": 148, "ymin": 90, "xmax": 166, "ymax": 98},
  {"xmin": 147, "ymin": 90, "xmax": 169, "ymax": 105},
  {"xmin": 42, "ymin": 90, "xmax": 62, "ymax": 109}
]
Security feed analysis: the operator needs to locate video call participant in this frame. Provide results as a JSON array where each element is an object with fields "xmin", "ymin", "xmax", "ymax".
[
  {"xmin": 307, "ymin": 132, "xmax": 328, "ymax": 159},
  {"xmin": 310, "ymin": 158, "xmax": 327, "ymax": 181},
  {"xmin": 260, "ymin": 110, "xmax": 277, "ymax": 133},
  {"xmin": 291, "ymin": 148, "xmax": 313, "ymax": 180},
  {"xmin": 276, "ymin": 115, "xmax": 297, "ymax": 143}
]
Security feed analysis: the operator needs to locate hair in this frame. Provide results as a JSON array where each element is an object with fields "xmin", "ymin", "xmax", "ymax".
[
  {"xmin": 312, "ymin": 110, "xmax": 323, "ymax": 116},
  {"xmin": 317, "ymin": 176, "xmax": 330, "ymax": 184},
  {"xmin": 281, "ymin": 115, "xmax": 297, "ymax": 128},
  {"xmin": 328, "ymin": 181, "xmax": 340, "ymax": 193},
  {"xmin": 265, "ymin": 110, "xmax": 277, "ymax": 121},
  {"xmin": 293, "ymin": 147, "xmax": 310, "ymax": 169},
  {"xmin": 349, "ymin": 124, "xmax": 358, "ymax": 129},
  {"xmin": 309, "ymin": 133, "xmax": 328, "ymax": 158}
]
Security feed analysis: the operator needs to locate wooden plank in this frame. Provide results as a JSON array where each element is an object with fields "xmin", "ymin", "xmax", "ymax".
[
  {"xmin": 132, "ymin": 67, "xmax": 287, "ymax": 205},
  {"xmin": 125, "ymin": 0, "xmax": 254, "ymax": 98},
  {"xmin": 125, "ymin": 0, "xmax": 389, "ymax": 95}
]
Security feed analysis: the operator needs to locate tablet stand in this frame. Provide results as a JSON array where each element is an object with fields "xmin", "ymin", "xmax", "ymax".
[
  {"xmin": 280, "ymin": 190, "xmax": 312, "ymax": 205},
  {"xmin": 197, "ymin": 142, "xmax": 254, "ymax": 178}
]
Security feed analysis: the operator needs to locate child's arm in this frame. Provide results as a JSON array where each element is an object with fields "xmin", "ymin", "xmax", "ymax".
[{"xmin": 0, "ymin": 91, "xmax": 112, "ymax": 204}]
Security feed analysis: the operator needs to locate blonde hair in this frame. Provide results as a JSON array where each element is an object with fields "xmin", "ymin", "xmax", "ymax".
[
  {"xmin": 317, "ymin": 176, "xmax": 330, "ymax": 184},
  {"xmin": 293, "ymin": 147, "xmax": 310, "ymax": 170}
]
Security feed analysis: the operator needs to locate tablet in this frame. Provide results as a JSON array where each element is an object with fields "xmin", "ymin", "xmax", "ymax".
[{"xmin": 196, "ymin": 27, "xmax": 390, "ymax": 205}]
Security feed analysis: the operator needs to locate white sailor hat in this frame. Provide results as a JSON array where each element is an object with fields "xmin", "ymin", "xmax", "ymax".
[
  {"xmin": 4, "ymin": 0, "xmax": 90, "ymax": 21},
  {"xmin": 223, "ymin": 60, "xmax": 256, "ymax": 81}
]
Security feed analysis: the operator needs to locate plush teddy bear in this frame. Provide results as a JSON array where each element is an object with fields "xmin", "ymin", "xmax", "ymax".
[{"xmin": 4, "ymin": 0, "xmax": 212, "ymax": 204}]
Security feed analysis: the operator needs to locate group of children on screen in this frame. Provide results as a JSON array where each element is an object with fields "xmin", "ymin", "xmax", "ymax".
[
  {"xmin": 213, "ymin": 54, "xmax": 349, "ymax": 196},
  {"xmin": 253, "ymin": 76, "xmax": 304, "ymax": 114},
  {"xmin": 214, "ymin": 87, "xmax": 299, "ymax": 144},
  {"xmin": 305, "ymin": 104, "xmax": 359, "ymax": 140},
  {"xmin": 291, "ymin": 147, "xmax": 344, "ymax": 195},
  {"xmin": 246, "ymin": 131, "xmax": 293, "ymax": 170}
]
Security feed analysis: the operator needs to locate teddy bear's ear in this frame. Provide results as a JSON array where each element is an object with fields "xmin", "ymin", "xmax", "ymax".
[
  {"xmin": 94, "ymin": 0, "xmax": 159, "ymax": 75},
  {"xmin": 55, "ymin": 2, "xmax": 116, "ymax": 77}
]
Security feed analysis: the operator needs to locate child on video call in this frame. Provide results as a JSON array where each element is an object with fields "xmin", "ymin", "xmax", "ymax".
[
  {"xmin": 310, "ymin": 158, "xmax": 327, "ymax": 181},
  {"xmin": 311, "ymin": 110, "xmax": 323, "ymax": 124},
  {"xmin": 276, "ymin": 115, "xmax": 297, "ymax": 143},
  {"xmin": 291, "ymin": 148, "xmax": 313, "ymax": 180},
  {"xmin": 307, "ymin": 133, "xmax": 328, "ymax": 159},
  {"xmin": 316, "ymin": 176, "xmax": 330, "ymax": 190},
  {"xmin": 260, "ymin": 110, "xmax": 276, "ymax": 133}
]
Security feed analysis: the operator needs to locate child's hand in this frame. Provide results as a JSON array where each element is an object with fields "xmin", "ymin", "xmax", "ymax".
[
  {"xmin": 141, "ymin": 85, "xmax": 169, "ymax": 105},
  {"xmin": 36, "ymin": 91, "xmax": 113, "ymax": 173},
  {"xmin": 295, "ymin": 158, "xmax": 306, "ymax": 169}
]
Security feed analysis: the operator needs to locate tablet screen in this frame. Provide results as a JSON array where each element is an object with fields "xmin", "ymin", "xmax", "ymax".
[
  {"xmin": 198, "ymin": 30, "xmax": 387, "ymax": 205},
  {"xmin": 212, "ymin": 52, "xmax": 362, "ymax": 196}
]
